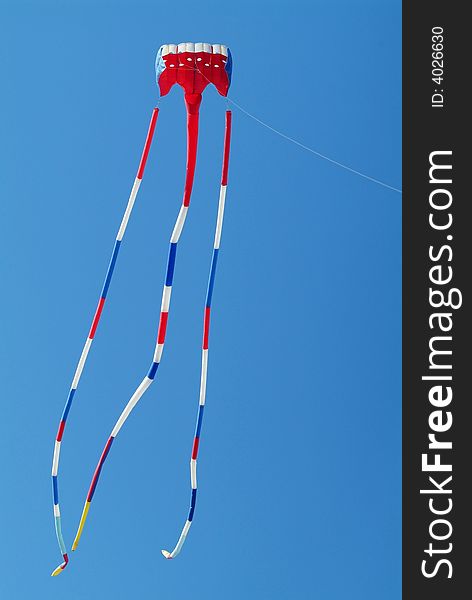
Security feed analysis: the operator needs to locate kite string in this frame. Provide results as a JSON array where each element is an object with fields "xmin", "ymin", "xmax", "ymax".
[
  {"xmin": 183, "ymin": 64, "xmax": 401, "ymax": 194},
  {"xmin": 225, "ymin": 97, "xmax": 401, "ymax": 194}
]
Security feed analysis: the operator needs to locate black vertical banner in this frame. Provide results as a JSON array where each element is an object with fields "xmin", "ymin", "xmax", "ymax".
[{"xmin": 403, "ymin": 3, "xmax": 471, "ymax": 598}]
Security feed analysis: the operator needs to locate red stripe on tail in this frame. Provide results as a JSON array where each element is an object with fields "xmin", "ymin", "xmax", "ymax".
[
  {"xmin": 191, "ymin": 437, "xmax": 200, "ymax": 459},
  {"xmin": 203, "ymin": 307, "xmax": 210, "ymax": 349},
  {"xmin": 221, "ymin": 111, "xmax": 232, "ymax": 185},
  {"xmin": 89, "ymin": 297, "xmax": 106, "ymax": 339},
  {"xmin": 87, "ymin": 437, "xmax": 113, "ymax": 502},
  {"xmin": 56, "ymin": 420, "xmax": 66, "ymax": 442},
  {"xmin": 157, "ymin": 311, "xmax": 169, "ymax": 344},
  {"xmin": 137, "ymin": 108, "xmax": 159, "ymax": 180}
]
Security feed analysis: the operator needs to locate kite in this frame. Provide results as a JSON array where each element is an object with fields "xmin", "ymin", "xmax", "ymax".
[{"xmin": 51, "ymin": 42, "xmax": 233, "ymax": 575}]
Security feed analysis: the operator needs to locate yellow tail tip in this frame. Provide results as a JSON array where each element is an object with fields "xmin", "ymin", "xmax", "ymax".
[
  {"xmin": 72, "ymin": 500, "xmax": 91, "ymax": 552},
  {"xmin": 51, "ymin": 566, "xmax": 63, "ymax": 577}
]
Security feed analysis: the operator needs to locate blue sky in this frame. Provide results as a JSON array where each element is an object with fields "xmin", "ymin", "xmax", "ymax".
[{"xmin": 1, "ymin": 1, "xmax": 401, "ymax": 598}]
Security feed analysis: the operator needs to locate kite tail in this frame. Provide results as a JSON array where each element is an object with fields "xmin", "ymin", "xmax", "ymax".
[
  {"xmin": 72, "ymin": 96, "xmax": 202, "ymax": 553},
  {"xmin": 162, "ymin": 109, "xmax": 232, "ymax": 560},
  {"xmin": 50, "ymin": 107, "xmax": 159, "ymax": 576}
]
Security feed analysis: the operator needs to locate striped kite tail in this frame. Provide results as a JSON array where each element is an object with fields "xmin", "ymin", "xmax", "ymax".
[
  {"xmin": 71, "ymin": 97, "xmax": 202, "ymax": 554},
  {"xmin": 50, "ymin": 107, "xmax": 159, "ymax": 576},
  {"xmin": 162, "ymin": 109, "xmax": 232, "ymax": 559}
]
